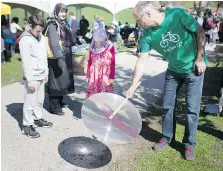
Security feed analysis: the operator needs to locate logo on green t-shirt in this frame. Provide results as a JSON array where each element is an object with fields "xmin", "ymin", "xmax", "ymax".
[
  {"xmin": 160, "ymin": 31, "xmax": 183, "ymax": 52},
  {"xmin": 140, "ymin": 8, "xmax": 208, "ymax": 74}
]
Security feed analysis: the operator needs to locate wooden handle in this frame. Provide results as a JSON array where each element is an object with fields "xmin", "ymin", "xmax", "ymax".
[
  {"xmin": 109, "ymin": 81, "xmax": 141, "ymax": 120},
  {"xmin": 108, "ymin": 98, "xmax": 128, "ymax": 120},
  {"xmin": 131, "ymin": 81, "xmax": 141, "ymax": 94}
]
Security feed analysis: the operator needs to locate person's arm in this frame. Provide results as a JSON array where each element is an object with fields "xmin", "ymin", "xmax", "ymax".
[
  {"xmin": 179, "ymin": 9, "xmax": 206, "ymax": 73},
  {"xmin": 86, "ymin": 20, "xmax": 89, "ymax": 28},
  {"xmin": 44, "ymin": 58, "xmax": 49, "ymax": 83},
  {"xmin": 86, "ymin": 51, "xmax": 92, "ymax": 80},
  {"xmin": 44, "ymin": 52, "xmax": 49, "ymax": 76},
  {"xmin": 15, "ymin": 23, "xmax": 23, "ymax": 31},
  {"xmin": 196, "ymin": 25, "xmax": 206, "ymax": 60},
  {"xmin": 48, "ymin": 22, "xmax": 65, "ymax": 69},
  {"xmin": 126, "ymin": 31, "xmax": 150, "ymax": 98},
  {"xmin": 126, "ymin": 52, "xmax": 149, "ymax": 98},
  {"xmin": 109, "ymin": 45, "xmax": 115, "ymax": 80},
  {"xmin": 42, "ymin": 35, "xmax": 49, "ymax": 82},
  {"xmin": 195, "ymin": 23, "xmax": 206, "ymax": 73},
  {"xmin": 19, "ymin": 38, "xmax": 35, "ymax": 88},
  {"xmin": 217, "ymin": 23, "xmax": 220, "ymax": 32},
  {"xmin": 133, "ymin": 52, "xmax": 149, "ymax": 84}
]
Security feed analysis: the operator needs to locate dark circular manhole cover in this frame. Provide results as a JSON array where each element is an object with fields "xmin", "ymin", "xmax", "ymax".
[{"xmin": 58, "ymin": 136, "xmax": 112, "ymax": 168}]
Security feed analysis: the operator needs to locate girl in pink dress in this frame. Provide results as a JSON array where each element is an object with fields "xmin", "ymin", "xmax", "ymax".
[{"xmin": 86, "ymin": 22, "xmax": 115, "ymax": 98}]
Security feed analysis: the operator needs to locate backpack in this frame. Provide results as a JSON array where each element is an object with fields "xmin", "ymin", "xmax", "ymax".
[
  {"xmin": 206, "ymin": 17, "xmax": 213, "ymax": 29},
  {"xmin": 43, "ymin": 21, "xmax": 62, "ymax": 59}
]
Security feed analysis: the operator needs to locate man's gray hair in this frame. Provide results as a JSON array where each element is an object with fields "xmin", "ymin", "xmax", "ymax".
[{"xmin": 134, "ymin": 1, "xmax": 160, "ymax": 15}]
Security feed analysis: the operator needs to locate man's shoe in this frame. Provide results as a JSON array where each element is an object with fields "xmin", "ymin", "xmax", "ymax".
[
  {"xmin": 152, "ymin": 138, "xmax": 169, "ymax": 151},
  {"xmin": 34, "ymin": 119, "xmax": 53, "ymax": 128},
  {"xmin": 22, "ymin": 125, "xmax": 40, "ymax": 138},
  {"xmin": 185, "ymin": 147, "xmax": 195, "ymax": 160}
]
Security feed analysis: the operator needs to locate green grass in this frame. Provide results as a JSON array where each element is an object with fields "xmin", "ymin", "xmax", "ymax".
[
  {"xmin": 1, "ymin": 54, "xmax": 23, "ymax": 86},
  {"xmin": 134, "ymin": 61, "xmax": 223, "ymax": 171},
  {"xmin": 135, "ymin": 122, "xmax": 223, "ymax": 171}
]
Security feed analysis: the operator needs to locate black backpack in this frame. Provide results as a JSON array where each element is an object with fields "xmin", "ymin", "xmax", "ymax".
[{"xmin": 204, "ymin": 16, "xmax": 213, "ymax": 29}]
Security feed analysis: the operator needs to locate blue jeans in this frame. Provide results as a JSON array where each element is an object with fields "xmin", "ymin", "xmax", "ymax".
[
  {"xmin": 1, "ymin": 52, "xmax": 5, "ymax": 63},
  {"xmin": 12, "ymin": 33, "xmax": 17, "ymax": 52},
  {"xmin": 162, "ymin": 69, "xmax": 204, "ymax": 148},
  {"xmin": 211, "ymin": 32, "xmax": 218, "ymax": 44}
]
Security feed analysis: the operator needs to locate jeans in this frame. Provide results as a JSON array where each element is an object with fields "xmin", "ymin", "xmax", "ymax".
[
  {"xmin": 1, "ymin": 52, "xmax": 5, "ymax": 63},
  {"xmin": 205, "ymin": 33, "xmax": 211, "ymax": 44},
  {"xmin": 211, "ymin": 32, "xmax": 218, "ymax": 44},
  {"xmin": 12, "ymin": 33, "xmax": 17, "ymax": 52},
  {"xmin": 162, "ymin": 69, "xmax": 204, "ymax": 148},
  {"xmin": 4, "ymin": 43, "xmax": 12, "ymax": 61}
]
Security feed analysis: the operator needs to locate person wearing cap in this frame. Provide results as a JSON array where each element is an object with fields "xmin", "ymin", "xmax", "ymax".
[{"xmin": 108, "ymin": 22, "xmax": 118, "ymax": 54}]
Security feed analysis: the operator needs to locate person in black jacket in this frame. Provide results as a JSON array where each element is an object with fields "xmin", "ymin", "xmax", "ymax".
[
  {"xmin": 107, "ymin": 24, "xmax": 117, "ymax": 53},
  {"xmin": 45, "ymin": 3, "xmax": 75, "ymax": 115},
  {"xmin": 80, "ymin": 15, "xmax": 89, "ymax": 37}
]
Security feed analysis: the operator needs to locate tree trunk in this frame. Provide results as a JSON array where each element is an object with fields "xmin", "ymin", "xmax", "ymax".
[
  {"xmin": 194, "ymin": 1, "xmax": 210, "ymax": 12},
  {"xmin": 216, "ymin": 2, "xmax": 223, "ymax": 12}
]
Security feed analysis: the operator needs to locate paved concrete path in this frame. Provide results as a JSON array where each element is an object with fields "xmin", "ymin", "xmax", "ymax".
[{"xmin": 1, "ymin": 49, "xmax": 168, "ymax": 171}]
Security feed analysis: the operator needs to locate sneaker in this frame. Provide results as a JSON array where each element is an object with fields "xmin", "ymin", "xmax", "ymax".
[
  {"xmin": 34, "ymin": 119, "xmax": 53, "ymax": 128},
  {"xmin": 152, "ymin": 138, "xmax": 169, "ymax": 151},
  {"xmin": 185, "ymin": 147, "xmax": 195, "ymax": 160},
  {"xmin": 22, "ymin": 125, "xmax": 40, "ymax": 138}
]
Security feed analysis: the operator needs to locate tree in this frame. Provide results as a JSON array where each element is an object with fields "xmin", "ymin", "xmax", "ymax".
[
  {"xmin": 193, "ymin": 1, "xmax": 210, "ymax": 12},
  {"xmin": 216, "ymin": 1, "xmax": 223, "ymax": 12},
  {"xmin": 157, "ymin": 1, "xmax": 223, "ymax": 13}
]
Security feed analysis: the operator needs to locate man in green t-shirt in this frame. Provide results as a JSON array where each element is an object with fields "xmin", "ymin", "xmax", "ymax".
[{"xmin": 126, "ymin": 2, "xmax": 207, "ymax": 161}]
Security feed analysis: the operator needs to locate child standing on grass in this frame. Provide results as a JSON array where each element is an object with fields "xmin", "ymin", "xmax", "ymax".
[
  {"xmin": 211, "ymin": 22, "xmax": 219, "ymax": 45},
  {"xmin": 1, "ymin": 36, "xmax": 6, "ymax": 64}
]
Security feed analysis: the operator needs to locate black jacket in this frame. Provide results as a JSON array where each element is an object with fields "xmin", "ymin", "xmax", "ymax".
[{"xmin": 46, "ymin": 19, "xmax": 75, "ymax": 96}]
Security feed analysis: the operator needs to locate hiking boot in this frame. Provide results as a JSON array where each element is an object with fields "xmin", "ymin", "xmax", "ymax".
[
  {"xmin": 34, "ymin": 119, "xmax": 53, "ymax": 128},
  {"xmin": 22, "ymin": 125, "xmax": 40, "ymax": 138},
  {"xmin": 185, "ymin": 147, "xmax": 195, "ymax": 160},
  {"xmin": 152, "ymin": 138, "xmax": 169, "ymax": 151}
]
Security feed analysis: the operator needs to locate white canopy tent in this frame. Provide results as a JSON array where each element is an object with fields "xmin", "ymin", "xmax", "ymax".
[{"xmin": 1, "ymin": 0, "xmax": 142, "ymax": 22}]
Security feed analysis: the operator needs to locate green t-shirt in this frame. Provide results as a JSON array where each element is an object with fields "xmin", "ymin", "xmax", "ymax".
[{"xmin": 140, "ymin": 8, "xmax": 208, "ymax": 73}]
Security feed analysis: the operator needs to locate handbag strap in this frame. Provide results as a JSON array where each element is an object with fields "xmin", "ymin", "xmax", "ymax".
[{"xmin": 44, "ymin": 21, "xmax": 61, "ymax": 41}]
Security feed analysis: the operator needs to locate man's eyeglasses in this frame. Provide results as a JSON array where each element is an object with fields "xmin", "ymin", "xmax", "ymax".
[{"xmin": 136, "ymin": 13, "xmax": 145, "ymax": 23}]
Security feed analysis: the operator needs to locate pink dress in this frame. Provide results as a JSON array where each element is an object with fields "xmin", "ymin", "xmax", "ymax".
[{"xmin": 86, "ymin": 44, "xmax": 115, "ymax": 98}]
